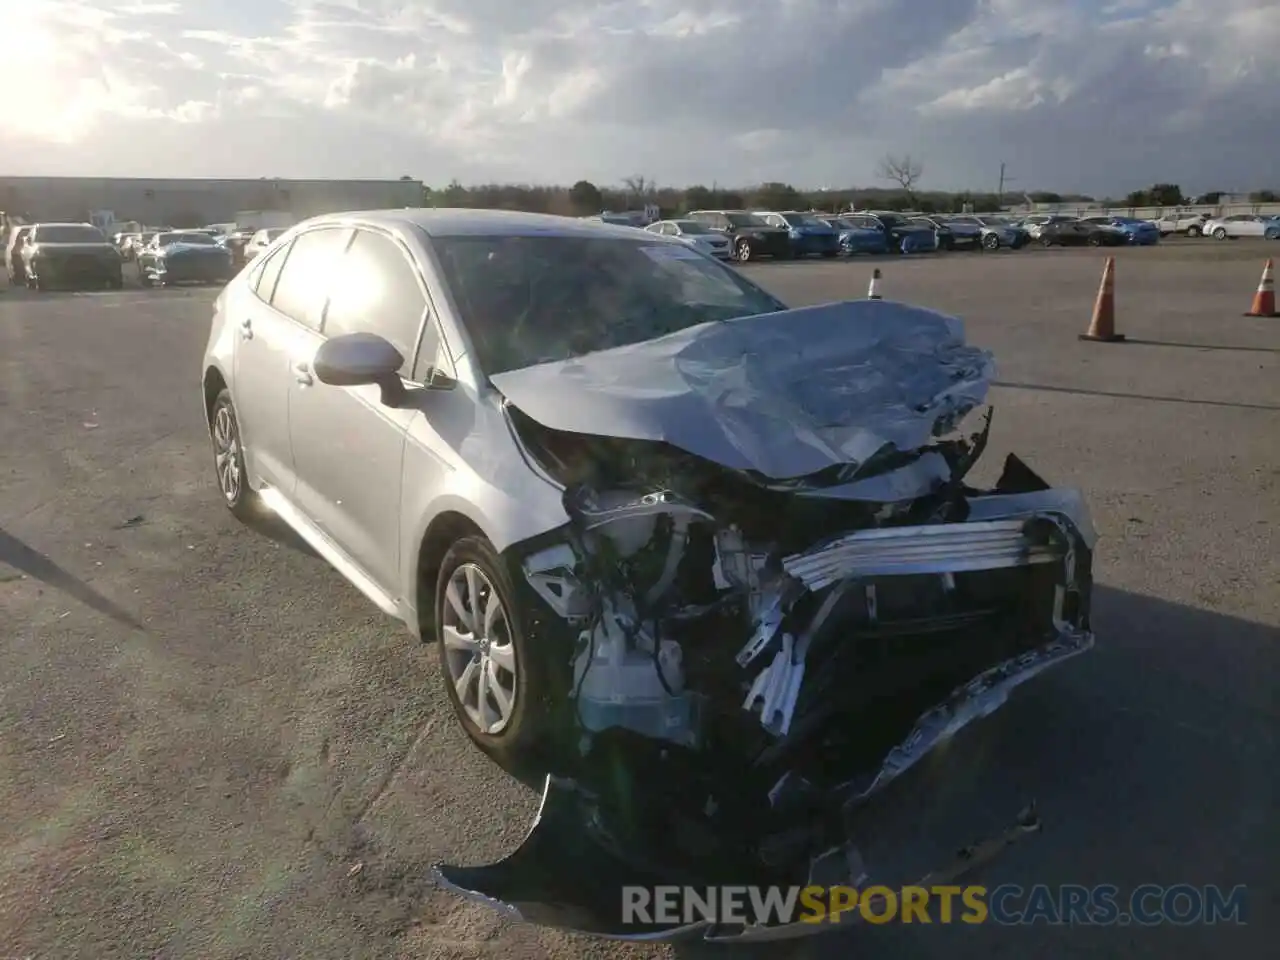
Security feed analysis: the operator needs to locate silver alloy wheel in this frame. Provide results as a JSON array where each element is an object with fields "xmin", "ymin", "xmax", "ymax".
[
  {"xmin": 441, "ymin": 563, "xmax": 517, "ymax": 735},
  {"xmin": 212, "ymin": 405, "xmax": 242, "ymax": 504}
]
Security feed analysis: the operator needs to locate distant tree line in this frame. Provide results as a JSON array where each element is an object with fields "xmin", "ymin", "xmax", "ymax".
[
  {"xmin": 420, "ymin": 180, "xmax": 1276, "ymax": 217},
  {"xmin": 416, "ymin": 166, "xmax": 1277, "ymax": 217},
  {"xmin": 422, "ymin": 178, "xmax": 1089, "ymax": 217}
]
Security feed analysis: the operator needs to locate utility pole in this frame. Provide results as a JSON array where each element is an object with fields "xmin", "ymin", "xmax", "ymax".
[{"xmin": 997, "ymin": 162, "xmax": 1017, "ymax": 210}]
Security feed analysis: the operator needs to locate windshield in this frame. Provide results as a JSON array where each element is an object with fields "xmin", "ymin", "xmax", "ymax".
[
  {"xmin": 432, "ymin": 235, "xmax": 788, "ymax": 376},
  {"xmin": 787, "ymin": 213, "xmax": 829, "ymax": 228},
  {"xmin": 34, "ymin": 225, "xmax": 106, "ymax": 243},
  {"xmin": 976, "ymin": 217, "xmax": 1010, "ymax": 226},
  {"xmin": 158, "ymin": 232, "xmax": 216, "ymax": 245},
  {"xmin": 672, "ymin": 221, "xmax": 713, "ymax": 234},
  {"xmin": 875, "ymin": 214, "xmax": 904, "ymax": 227},
  {"xmin": 724, "ymin": 212, "xmax": 768, "ymax": 227}
]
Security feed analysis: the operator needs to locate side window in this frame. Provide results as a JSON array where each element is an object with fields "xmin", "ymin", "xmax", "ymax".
[
  {"xmin": 252, "ymin": 240, "xmax": 291, "ymax": 301},
  {"xmin": 661, "ymin": 223, "xmax": 677, "ymax": 236},
  {"xmin": 322, "ymin": 229, "xmax": 428, "ymax": 379},
  {"xmin": 269, "ymin": 227, "xmax": 350, "ymax": 329},
  {"xmin": 714, "ymin": 214, "xmax": 731, "ymax": 229}
]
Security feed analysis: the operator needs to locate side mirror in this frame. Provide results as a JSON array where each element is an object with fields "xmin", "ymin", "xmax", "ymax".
[{"xmin": 314, "ymin": 332, "xmax": 406, "ymax": 406}]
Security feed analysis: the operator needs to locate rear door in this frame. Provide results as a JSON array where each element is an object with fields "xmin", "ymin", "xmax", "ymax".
[
  {"xmin": 286, "ymin": 226, "xmax": 439, "ymax": 596},
  {"xmin": 230, "ymin": 237, "xmax": 299, "ymax": 491}
]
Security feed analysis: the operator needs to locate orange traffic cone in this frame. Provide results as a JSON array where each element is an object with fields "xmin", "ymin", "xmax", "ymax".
[
  {"xmin": 1079, "ymin": 257, "xmax": 1125, "ymax": 342},
  {"xmin": 1244, "ymin": 259, "xmax": 1275, "ymax": 318},
  {"xmin": 867, "ymin": 268, "xmax": 882, "ymax": 300}
]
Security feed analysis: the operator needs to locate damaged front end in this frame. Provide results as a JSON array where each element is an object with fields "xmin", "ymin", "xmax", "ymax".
[{"xmin": 433, "ymin": 302, "xmax": 1097, "ymax": 942}]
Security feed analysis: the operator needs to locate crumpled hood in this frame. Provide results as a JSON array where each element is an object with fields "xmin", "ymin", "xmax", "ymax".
[{"xmin": 490, "ymin": 300, "xmax": 995, "ymax": 481}]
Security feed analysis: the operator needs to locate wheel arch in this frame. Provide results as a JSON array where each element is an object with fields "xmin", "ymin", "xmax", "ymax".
[
  {"xmin": 203, "ymin": 365, "xmax": 228, "ymax": 426},
  {"xmin": 415, "ymin": 511, "xmax": 486, "ymax": 641}
]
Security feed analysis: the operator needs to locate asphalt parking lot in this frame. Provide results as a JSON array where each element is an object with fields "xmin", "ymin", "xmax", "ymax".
[{"xmin": 1, "ymin": 240, "xmax": 1277, "ymax": 959}]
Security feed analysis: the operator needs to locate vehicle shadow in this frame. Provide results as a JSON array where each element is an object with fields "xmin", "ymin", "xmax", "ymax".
[
  {"xmin": 667, "ymin": 585, "xmax": 1277, "ymax": 959},
  {"xmin": 243, "ymin": 508, "xmax": 318, "ymax": 557},
  {"xmin": 0, "ymin": 526, "xmax": 146, "ymax": 630}
]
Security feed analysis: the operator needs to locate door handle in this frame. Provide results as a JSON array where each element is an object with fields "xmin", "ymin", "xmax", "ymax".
[
  {"xmin": 293, "ymin": 360, "xmax": 313, "ymax": 386},
  {"xmin": 239, "ymin": 318, "xmax": 253, "ymax": 340}
]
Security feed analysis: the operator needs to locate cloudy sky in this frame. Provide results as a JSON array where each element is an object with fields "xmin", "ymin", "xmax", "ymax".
[{"xmin": 3, "ymin": 0, "xmax": 1278, "ymax": 194}]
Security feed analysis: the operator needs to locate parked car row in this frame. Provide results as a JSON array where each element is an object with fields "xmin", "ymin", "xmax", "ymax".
[
  {"xmin": 2, "ymin": 218, "xmax": 300, "ymax": 292},
  {"xmin": 639, "ymin": 209, "xmax": 1049, "ymax": 261}
]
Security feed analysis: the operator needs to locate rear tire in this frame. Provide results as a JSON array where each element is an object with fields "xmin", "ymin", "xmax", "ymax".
[
  {"xmin": 735, "ymin": 240, "xmax": 753, "ymax": 262},
  {"xmin": 981, "ymin": 233, "xmax": 1001, "ymax": 251},
  {"xmin": 1186, "ymin": 226, "xmax": 1201, "ymax": 238},
  {"xmin": 435, "ymin": 536, "xmax": 550, "ymax": 768},
  {"xmin": 208, "ymin": 390, "xmax": 260, "ymax": 521}
]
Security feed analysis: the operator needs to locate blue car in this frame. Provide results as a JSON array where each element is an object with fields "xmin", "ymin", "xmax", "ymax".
[
  {"xmin": 822, "ymin": 217, "xmax": 890, "ymax": 255},
  {"xmin": 1082, "ymin": 216, "xmax": 1160, "ymax": 246},
  {"xmin": 137, "ymin": 230, "xmax": 236, "ymax": 286},
  {"xmin": 752, "ymin": 211, "xmax": 842, "ymax": 258}
]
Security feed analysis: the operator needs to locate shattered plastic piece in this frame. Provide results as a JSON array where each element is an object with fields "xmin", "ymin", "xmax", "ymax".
[{"xmin": 521, "ymin": 544, "xmax": 591, "ymax": 620}]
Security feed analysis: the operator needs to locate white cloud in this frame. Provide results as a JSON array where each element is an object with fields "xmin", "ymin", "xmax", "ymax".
[{"xmin": 1, "ymin": 0, "xmax": 1278, "ymax": 194}]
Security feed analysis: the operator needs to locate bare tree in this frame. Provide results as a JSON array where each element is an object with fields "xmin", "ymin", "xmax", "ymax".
[
  {"xmin": 876, "ymin": 154, "xmax": 924, "ymax": 204},
  {"xmin": 622, "ymin": 175, "xmax": 655, "ymax": 204}
]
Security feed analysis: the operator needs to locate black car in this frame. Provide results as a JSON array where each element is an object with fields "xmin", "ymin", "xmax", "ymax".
[
  {"xmin": 686, "ymin": 210, "xmax": 792, "ymax": 261},
  {"xmin": 21, "ymin": 223, "xmax": 124, "ymax": 291},
  {"xmin": 1037, "ymin": 220, "xmax": 1127, "ymax": 248}
]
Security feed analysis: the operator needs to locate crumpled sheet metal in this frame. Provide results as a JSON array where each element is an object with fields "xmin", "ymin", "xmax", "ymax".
[{"xmin": 490, "ymin": 300, "xmax": 996, "ymax": 481}]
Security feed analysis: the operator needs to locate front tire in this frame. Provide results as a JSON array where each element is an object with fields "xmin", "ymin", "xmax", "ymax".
[
  {"xmin": 1213, "ymin": 228, "xmax": 1227, "ymax": 240},
  {"xmin": 209, "ymin": 390, "xmax": 259, "ymax": 521},
  {"xmin": 735, "ymin": 240, "xmax": 753, "ymax": 262},
  {"xmin": 1186, "ymin": 226, "xmax": 1201, "ymax": 238},
  {"xmin": 436, "ymin": 536, "xmax": 548, "ymax": 766},
  {"xmin": 981, "ymin": 233, "xmax": 1001, "ymax": 251}
]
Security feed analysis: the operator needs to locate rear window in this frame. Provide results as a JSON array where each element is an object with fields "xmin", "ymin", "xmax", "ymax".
[{"xmin": 33, "ymin": 225, "xmax": 106, "ymax": 243}]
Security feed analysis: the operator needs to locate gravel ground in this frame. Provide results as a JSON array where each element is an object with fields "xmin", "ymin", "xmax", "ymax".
[{"xmin": 1, "ymin": 237, "xmax": 1276, "ymax": 960}]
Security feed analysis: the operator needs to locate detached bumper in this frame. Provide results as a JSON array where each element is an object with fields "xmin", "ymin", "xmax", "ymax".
[{"xmin": 434, "ymin": 627, "xmax": 1087, "ymax": 942}]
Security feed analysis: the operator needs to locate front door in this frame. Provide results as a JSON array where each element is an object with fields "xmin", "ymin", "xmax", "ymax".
[{"xmin": 286, "ymin": 226, "xmax": 439, "ymax": 599}]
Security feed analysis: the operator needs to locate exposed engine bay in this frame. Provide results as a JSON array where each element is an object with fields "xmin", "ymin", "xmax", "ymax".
[{"xmin": 434, "ymin": 302, "xmax": 1097, "ymax": 942}]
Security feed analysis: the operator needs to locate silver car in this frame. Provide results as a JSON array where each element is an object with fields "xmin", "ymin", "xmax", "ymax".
[
  {"xmin": 643, "ymin": 218, "xmax": 734, "ymax": 258},
  {"xmin": 201, "ymin": 208, "xmax": 1096, "ymax": 943},
  {"xmin": 1202, "ymin": 214, "xmax": 1280, "ymax": 241}
]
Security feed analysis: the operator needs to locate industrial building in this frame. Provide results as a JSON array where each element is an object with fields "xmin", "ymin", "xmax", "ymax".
[{"xmin": 0, "ymin": 176, "xmax": 425, "ymax": 227}]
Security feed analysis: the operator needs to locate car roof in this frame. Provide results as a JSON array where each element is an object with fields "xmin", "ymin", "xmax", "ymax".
[
  {"xmin": 294, "ymin": 207, "xmax": 650, "ymax": 241},
  {"xmin": 32, "ymin": 222, "xmax": 98, "ymax": 229}
]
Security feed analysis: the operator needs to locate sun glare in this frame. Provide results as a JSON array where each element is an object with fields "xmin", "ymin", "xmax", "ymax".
[{"xmin": 0, "ymin": 7, "xmax": 105, "ymax": 141}]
